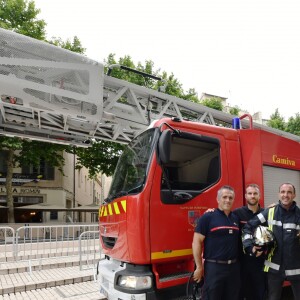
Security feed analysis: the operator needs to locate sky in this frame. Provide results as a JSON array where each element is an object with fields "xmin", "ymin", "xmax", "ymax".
[{"xmin": 33, "ymin": 0, "xmax": 300, "ymax": 121}]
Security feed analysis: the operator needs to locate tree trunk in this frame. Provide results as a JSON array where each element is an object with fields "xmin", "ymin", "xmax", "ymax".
[{"xmin": 6, "ymin": 149, "xmax": 15, "ymax": 223}]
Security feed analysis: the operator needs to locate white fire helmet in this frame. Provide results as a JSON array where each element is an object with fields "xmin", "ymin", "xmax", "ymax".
[{"xmin": 253, "ymin": 225, "xmax": 276, "ymax": 250}]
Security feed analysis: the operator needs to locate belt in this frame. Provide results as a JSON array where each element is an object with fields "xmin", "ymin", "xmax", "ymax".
[{"xmin": 205, "ymin": 259, "xmax": 237, "ymax": 264}]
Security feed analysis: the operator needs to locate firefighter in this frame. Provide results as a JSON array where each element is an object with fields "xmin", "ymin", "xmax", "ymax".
[
  {"xmin": 192, "ymin": 185, "xmax": 240, "ymax": 300},
  {"xmin": 234, "ymin": 184, "xmax": 266, "ymax": 300},
  {"xmin": 242, "ymin": 183, "xmax": 300, "ymax": 300}
]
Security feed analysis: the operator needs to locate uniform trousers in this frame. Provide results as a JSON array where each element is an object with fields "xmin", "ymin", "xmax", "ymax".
[
  {"xmin": 267, "ymin": 272, "xmax": 300, "ymax": 300},
  {"xmin": 240, "ymin": 255, "xmax": 266, "ymax": 300},
  {"xmin": 202, "ymin": 261, "xmax": 240, "ymax": 300}
]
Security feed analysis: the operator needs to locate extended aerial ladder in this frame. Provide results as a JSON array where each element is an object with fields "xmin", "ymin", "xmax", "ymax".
[{"xmin": 0, "ymin": 28, "xmax": 299, "ymax": 146}]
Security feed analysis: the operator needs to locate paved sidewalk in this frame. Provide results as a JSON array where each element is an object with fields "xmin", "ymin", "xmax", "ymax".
[
  {"xmin": 0, "ymin": 281, "xmax": 105, "ymax": 300},
  {"xmin": 0, "ymin": 233, "xmax": 106, "ymax": 299},
  {"xmin": 0, "ymin": 263, "xmax": 106, "ymax": 299}
]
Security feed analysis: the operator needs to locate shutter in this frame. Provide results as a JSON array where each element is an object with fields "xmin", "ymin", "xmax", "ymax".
[{"xmin": 263, "ymin": 166, "xmax": 300, "ymax": 207}]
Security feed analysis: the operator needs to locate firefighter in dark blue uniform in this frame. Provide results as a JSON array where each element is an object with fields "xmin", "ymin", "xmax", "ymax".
[
  {"xmin": 192, "ymin": 185, "xmax": 240, "ymax": 300},
  {"xmin": 234, "ymin": 184, "xmax": 266, "ymax": 300}
]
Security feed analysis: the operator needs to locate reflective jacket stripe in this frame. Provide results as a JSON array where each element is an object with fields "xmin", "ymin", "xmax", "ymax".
[
  {"xmin": 264, "ymin": 260, "xmax": 280, "ymax": 271},
  {"xmin": 242, "ymin": 234, "xmax": 252, "ymax": 241},
  {"xmin": 268, "ymin": 207, "xmax": 275, "ymax": 231},
  {"xmin": 264, "ymin": 207, "xmax": 276, "ymax": 272},
  {"xmin": 283, "ymin": 223, "xmax": 300, "ymax": 229},
  {"xmin": 257, "ymin": 213, "xmax": 266, "ymax": 223},
  {"xmin": 286, "ymin": 269, "xmax": 300, "ymax": 276},
  {"xmin": 268, "ymin": 220, "xmax": 282, "ymax": 226}
]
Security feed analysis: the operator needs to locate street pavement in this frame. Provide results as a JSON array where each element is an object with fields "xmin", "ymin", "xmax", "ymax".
[
  {"xmin": 0, "ymin": 281, "xmax": 104, "ymax": 300},
  {"xmin": 0, "ymin": 256, "xmax": 106, "ymax": 300}
]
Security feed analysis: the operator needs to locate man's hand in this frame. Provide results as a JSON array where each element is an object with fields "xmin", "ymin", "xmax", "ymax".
[
  {"xmin": 204, "ymin": 208, "xmax": 215, "ymax": 214},
  {"xmin": 252, "ymin": 245, "xmax": 263, "ymax": 257},
  {"xmin": 193, "ymin": 266, "xmax": 203, "ymax": 283}
]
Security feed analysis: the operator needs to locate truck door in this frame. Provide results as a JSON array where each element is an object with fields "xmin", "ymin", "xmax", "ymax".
[{"xmin": 149, "ymin": 129, "xmax": 231, "ymax": 286}]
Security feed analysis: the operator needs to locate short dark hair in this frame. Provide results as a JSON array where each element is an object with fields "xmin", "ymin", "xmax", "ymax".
[
  {"xmin": 217, "ymin": 185, "xmax": 235, "ymax": 199},
  {"xmin": 279, "ymin": 183, "xmax": 296, "ymax": 194},
  {"xmin": 246, "ymin": 183, "xmax": 260, "ymax": 194}
]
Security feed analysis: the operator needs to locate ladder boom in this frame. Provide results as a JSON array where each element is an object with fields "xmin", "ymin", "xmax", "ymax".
[{"xmin": 0, "ymin": 28, "xmax": 299, "ymax": 145}]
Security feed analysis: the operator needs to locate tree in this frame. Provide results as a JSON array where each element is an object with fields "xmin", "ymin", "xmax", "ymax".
[
  {"xmin": 286, "ymin": 113, "xmax": 300, "ymax": 136},
  {"xmin": 229, "ymin": 106, "xmax": 241, "ymax": 116},
  {"xmin": 74, "ymin": 54, "xmax": 202, "ymax": 178},
  {"xmin": 75, "ymin": 141, "xmax": 124, "ymax": 177},
  {"xmin": 200, "ymin": 97, "xmax": 224, "ymax": 111},
  {"xmin": 0, "ymin": 137, "xmax": 67, "ymax": 222},
  {"xmin": 49, "ymin": 36, "xmax": 86, "ymax": 54},
  {"xmin": 181, "ymin": 88, "xmax": 199, "ymax": 103},
  {"xmin": 0, "ymin": 0, "xmax": 48, "ymax": 222},
  {"xmin": 267, "ymin": 109, "xmax": 286, "ymax": 131},
  {"xmin": 0, "ymin": 0, "xmax": 46, "ymax": 39},
  {"xmin": 104, "ymin": 53, "xmax": 199, "ymax": 102},
  {"xmin": 0, "ymin": 0, "xmax": 82, "ymax": 222}
]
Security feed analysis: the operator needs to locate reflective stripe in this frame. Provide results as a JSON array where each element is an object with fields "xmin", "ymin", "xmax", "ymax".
[
  {"xmin": 242, "ymin": 234, "xmax": 253, "ymax": 241},
  {"xmin": 268, "ymin": 207, "xmax": 275, "ymax": 231},
  {"xmin": 286, "ymin": 269, "xmax": 300, "ymax": 276},
  {"xmin": 264, "ymin": 260, "xmax": 280, "ymax": 271},
  {"xmin": 257, "ymin": 213, "xmax": 266, "ymax": 223},
  {"xmin": 100, "ymin": 199, "xmax": 127, "ymax": 218},
  {"xmin": 264, "ymin": 207, "xmax": 276, "ymax": 272},
  {"xmin": 210, "ymin": 226, "xmax": 239, "ymax": 232},
  {"xmin": 283, "ymin": 223, "xmax": 297, "ymax": 229},
  {"xmin": 151, "ymin": 248, "xmax": 192, "ymax": 260},
  {"xmin": 268, "ymin": 220, "xmax": 282, "ymax": 227}
]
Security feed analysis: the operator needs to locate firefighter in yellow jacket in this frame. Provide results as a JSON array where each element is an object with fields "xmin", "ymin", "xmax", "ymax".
[{"xmin": 242, "ymin": 183, "xmax": 300, "ymax": 300}]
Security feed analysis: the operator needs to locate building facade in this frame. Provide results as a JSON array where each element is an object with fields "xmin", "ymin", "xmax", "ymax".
[{"xmin": 0, "ymin": 150, "xmax": 112, "ymax": 224}]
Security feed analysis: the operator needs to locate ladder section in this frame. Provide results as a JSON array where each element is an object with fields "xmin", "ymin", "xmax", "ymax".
[{"xmin": 0, "ymin": 28, "xmax": 299, "ymax": 145}]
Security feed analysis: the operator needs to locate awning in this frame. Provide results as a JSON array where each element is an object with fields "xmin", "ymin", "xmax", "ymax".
[
  {"xmin": 69, "ymin": 203, "xmax": 100, "ymax": 212},
  {"xmin": 14, "ymin": 203, "xmax": 69, "ymax": 211}
]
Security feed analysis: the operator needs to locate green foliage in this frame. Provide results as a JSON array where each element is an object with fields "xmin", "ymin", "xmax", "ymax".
[
  {"xmin": 0, "ymin": 137, "xmax": 67, "ymax": 170},
  {"xmin": 104, "ymin": 54, "xmax": 199, "ymax": 102},
  {"xmin": 286, "ymin": 113, "xmax": 300, "ymax": 136},
  {"xmin": 229, "ymin": 106, "xmax": 240, "ymax": 116},
  {"xmin": 267, "ymin": 109, "xmax": 286, "ymax": 131},
  {"xmin": 18, "ymin": 140, "xmax": 68, "ymax": 173},
  {"xmin": 181, "ymin": 88, "xmax": 199, "ymax": 103},
  {"xmin": 200, "ymin": 97, "xmax": 224, "ymax": 111},
  {"xmin": 0, "ymin": 0, "xmax": 46, "ymax": 39},
  {"xmin": 74, "ymin": 141, "xmax": 125, "ymax": 177},
  {"xmin": 0, "ymin": 136, "xmax": 23, "ymax": 150},
  {"xmin": 49, "ymin": 36, "xmax": 86, "ymax": 54}
]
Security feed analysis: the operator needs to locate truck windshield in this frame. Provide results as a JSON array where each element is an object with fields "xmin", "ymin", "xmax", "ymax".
[{"xmin": 106, "ymin": 128, "xmax": 157, "ymax": 202}]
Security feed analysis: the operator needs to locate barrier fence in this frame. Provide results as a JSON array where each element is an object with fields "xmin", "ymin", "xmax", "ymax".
[{"xmin": 0, "ymin": 224, "xmax": 101, "ymax": 272}]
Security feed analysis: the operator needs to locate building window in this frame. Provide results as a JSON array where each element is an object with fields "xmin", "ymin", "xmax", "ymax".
[
  {"xmin": 22, "ymin": 159, "xmax": 54, "ymax": 180},
  {"xmin": 50, "ymin": 211, "xmax": 58, "ymax": 220}
]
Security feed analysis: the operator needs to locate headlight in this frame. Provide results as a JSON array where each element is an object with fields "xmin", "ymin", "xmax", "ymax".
[{"xmin": 117, "ymin": 275, "xmax": 152, "ymax": 290}]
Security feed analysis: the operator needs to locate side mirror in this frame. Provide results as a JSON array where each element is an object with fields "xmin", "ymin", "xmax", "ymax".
[{"xmin": 158, "ymin": 130, "xmax": 171, "ymax": 164}]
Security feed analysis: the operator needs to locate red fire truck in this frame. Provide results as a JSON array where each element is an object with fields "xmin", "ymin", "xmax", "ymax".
[
  {"xmin": 98, "ymin": 115, "xmax": 300, "ymax": 299},
  {"xmin": 0, "ymin": 29, "xmax": 299, "ymax": 300}
]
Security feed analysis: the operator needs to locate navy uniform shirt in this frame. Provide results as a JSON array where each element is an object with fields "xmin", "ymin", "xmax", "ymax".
[
  {"xmin": 234, "ymin": 205, "xmax": 264, "ymax": 229},
  {"xmin": 195, "ymin": 209, "xmax": 240, "ymax": 260}
]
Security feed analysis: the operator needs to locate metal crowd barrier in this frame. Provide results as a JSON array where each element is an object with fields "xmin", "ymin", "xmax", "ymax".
[
  {"xmin": 0, "ymin": 224, "xmax": 101, "ymax": 273},
  {"xmin": 0, "ymin": 226, "xmax": 16, "ymax": 261},
  {"xmin": 79, "ymin": 230, "xmax": 101, "ymax": 281}
]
